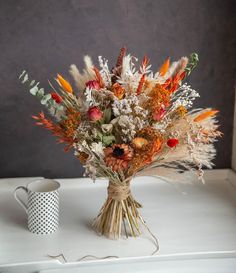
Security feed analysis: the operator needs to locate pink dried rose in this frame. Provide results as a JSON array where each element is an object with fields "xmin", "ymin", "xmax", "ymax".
[
  {"xmin": 152, "ymin": 106, "xmax": 166, "ymax": 121},
  {"xmin": 85, "ymin": 80, "xmax": 100, "ymax": 90},
  {"xmin": 88, "ymin": 106, "xmax": 103, "ymax": 121}
]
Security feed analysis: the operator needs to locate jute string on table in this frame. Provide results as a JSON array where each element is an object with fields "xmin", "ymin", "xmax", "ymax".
[
  {"xmin": 48, "ymin": 181, "xmax": 159, "ymax": 262},
  {"xmin": 48, "ymin": 250, "xmax": 236, "ymax": 263}
]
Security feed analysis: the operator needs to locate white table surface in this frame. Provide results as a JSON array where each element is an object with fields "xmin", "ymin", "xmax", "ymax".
[{"xmin": 0, "ymin": 170, "xmax": 236, "ymax": 273}]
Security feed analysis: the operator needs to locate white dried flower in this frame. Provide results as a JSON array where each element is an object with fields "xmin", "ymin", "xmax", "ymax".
[
  {"xmin": 167, "ymin": 84, "xmax": 200, "ymax": 116},
  {"xmin": 75, "ymin": 140, "xmax": 89, "ymax": 152},
  {"xmin": 84, "ymin": 163, "xmax": 97, "ymax": 181},
  {"xmin": 90, "ymin": 142, "xmax": 104, "ymax": 157},
  {"xmin": 101, "ymin": 124, "xmax": 113, "ymax": 134},
  {"xmin": 98, "ymin": 56, "xmax": 112, "ymax": 86},
  {"xmin": 84, "ymin": 87, "xmax": 98, "ymax": 107}
]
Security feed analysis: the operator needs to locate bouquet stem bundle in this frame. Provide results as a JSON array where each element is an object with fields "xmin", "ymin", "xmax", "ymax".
[{"xmin": 93, "ymin": 180, "xmax": 144, "ymax": 239}]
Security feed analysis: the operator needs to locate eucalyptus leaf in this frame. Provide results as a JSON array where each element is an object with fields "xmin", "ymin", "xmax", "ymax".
[
  {"xmin": 30, "ymin": 80, "xmax": 35, "ymax": 86},
  {"xmin": 22, "ymin": 73, "xmax": 29, "ymax": 83},
  {"xmin": 36, "ymin": 88, "xmax": 45, "ymax": 98},
  {"xmin": 57, "ymin": 104, "xmax": 64, "ymax": 111},
  {"xmin": 41, "ymin": 94, "xmax": 51, "ymax": 105},
  {"xmin": 29, "ymin": 85, "xmax": 39, "ymax": 96},
  {"xmin": 47, "ymin": 99, "xmax": 54, "ymax": 106},
  {"xmin": 19, "ymin": 70, "xmax": 69, "ymax": 121},
  {"xmin": 19, "ymin": 70, "xmax": 26, "ymax": 79}
]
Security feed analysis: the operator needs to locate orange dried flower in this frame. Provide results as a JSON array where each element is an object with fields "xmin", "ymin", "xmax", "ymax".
[
  {"xmin": 129, "ymin": 127, "xmax": 163, "ymax": 175},
  {"xmin": 132, "ymin": 137, "xmax": 149, "ymax": 149},
  {"xmin": 60, "ymin": 108, "xmax": 80, "ymax": 138},
  {"xmin": 112, "ymin": 83, "xmax": 125, "ymax": 100},
  {"xmin": 177, "ymin": 105, "xmax": 187, "ymax": 117},
  {"xmin": 77, "ymin": 152, "xmax": 89, "ymax": 164},
  {"xmin": 147, "ymin": 84, "xmax": 171, "ymax": 116},
  {"xmin": 144, "ymin": 138, "xmax": 163, "ymax": 164},
  {"xmin": 104, "ymin": 144, "xmax": 133, "ymax": 172},
  {"xmin": 143, "ymin": 80, "xmax": 152, "ymax": 91}
]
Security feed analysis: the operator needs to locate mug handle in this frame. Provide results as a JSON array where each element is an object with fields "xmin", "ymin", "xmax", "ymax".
[{"xmin": 13, "ymin": 186, "xmax": 28, "ymax": 213}]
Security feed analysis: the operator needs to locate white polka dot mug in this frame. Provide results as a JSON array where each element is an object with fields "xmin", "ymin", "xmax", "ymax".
[{"xmin": 13, "ymin": 179, "xmax": 60, "ymax": 235}]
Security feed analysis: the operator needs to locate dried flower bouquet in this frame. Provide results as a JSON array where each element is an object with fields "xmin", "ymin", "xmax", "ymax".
[{"xmin": 20, "ymin": 48, "xmax": 221, "ymax": 239}]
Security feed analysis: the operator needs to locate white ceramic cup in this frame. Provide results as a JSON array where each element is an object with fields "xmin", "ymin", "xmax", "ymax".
[{"xmin": 13, "ymin": 179, "xmax": 60, "ymax": 235}]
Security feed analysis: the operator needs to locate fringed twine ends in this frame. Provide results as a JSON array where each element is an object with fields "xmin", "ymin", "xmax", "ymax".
[{"xmin": 92, "ymin": 181, "xmax": 144, "ymax": 239}]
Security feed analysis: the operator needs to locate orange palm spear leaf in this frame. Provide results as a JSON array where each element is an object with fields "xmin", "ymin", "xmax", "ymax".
[
  {"xmin": 194, "ymin": 110, "xmax": 219, "ymax": 122},
  {"xmin": 57, "ymin": 74, "xmax": 73, "ymax": 93},
  {"xmin": 159, "ymin": 58, "xmax": 170, "ymax": 77}
]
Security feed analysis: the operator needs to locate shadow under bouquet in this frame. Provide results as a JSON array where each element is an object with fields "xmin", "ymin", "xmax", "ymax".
[{"xmin": 20, "ymin": 48, "xmax": 221, "ymax": 239}]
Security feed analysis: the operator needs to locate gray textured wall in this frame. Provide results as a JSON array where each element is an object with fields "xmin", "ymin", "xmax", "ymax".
[{"xmin": 0, "ymin": 0, "xmax": 235, "ymax": 178}]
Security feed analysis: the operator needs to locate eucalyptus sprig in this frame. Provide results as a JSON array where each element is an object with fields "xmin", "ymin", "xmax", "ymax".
[{"xmin": 19, "ymin": 70, "xmax": 65, "ymax": 120}]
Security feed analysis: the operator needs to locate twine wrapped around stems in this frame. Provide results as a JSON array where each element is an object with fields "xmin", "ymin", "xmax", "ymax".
[
  {"xmin": 107, "ymin": 183, "xmax": 131, "ymax": 201},
  {"xmin": 93, "ymin": 180, "xmax": 144, "ymax": 239}
]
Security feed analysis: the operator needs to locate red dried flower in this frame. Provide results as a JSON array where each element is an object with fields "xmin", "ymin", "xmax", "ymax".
[
  {"xmin": 85, "ymin": 80, "xmax": 100, "ymax": 90},
  {"xmin": 51, "ymin": 92, "xmax": 62, "ymax": 104},
  {"xmin": 167, "ymin": 138, "xmax": 179, "ymax": 148},
  {"xmin": 88, "ymin": 106, "xmax": 103, "ymax": 121}
]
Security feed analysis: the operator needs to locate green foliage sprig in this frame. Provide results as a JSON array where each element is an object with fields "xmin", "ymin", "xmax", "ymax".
[
  {"xmin": 185, "ymin": 53, "xmax": 199, "ymax": 76},
  {"xmin": 19, "ymin": 70, "xmax": 65, "ymax": 119}
]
